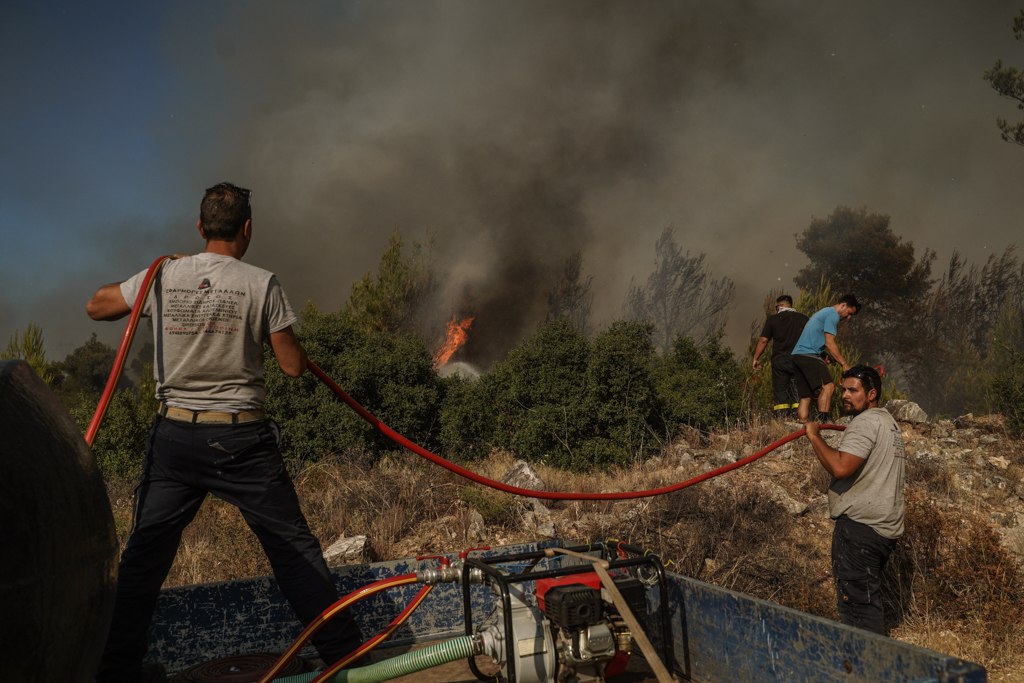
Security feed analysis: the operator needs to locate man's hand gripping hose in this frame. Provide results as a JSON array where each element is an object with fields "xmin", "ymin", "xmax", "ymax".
[{"xmin": 86, "ymin": 255, "xmax": 845, "ymax": 500}]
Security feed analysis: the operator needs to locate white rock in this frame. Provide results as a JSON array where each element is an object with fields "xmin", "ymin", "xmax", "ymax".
[
  {"xmin": 711, "ymin": 450, "xmax": 738, "ymax": 466},
  {"xmin": 986, "ymin": 476, "xmax": 1009, "ymax": 490},
  {"xmin": 809, "ymin": 495, "xmax": 830, "ymax": 519},
  {"xmin": 536, "ymin": 518, "xmax": 556, "ymax": 538},
  {"xmin": 324, "ymin": 535, "xmax": 371, "ymax": 566},
  {"xmin": 952, "ymin": 428, "xmax": 979, "ymax": 443},
  {"xmin": 998, "ymin": 526, "xmax": 1024, "ymax": 556},
  {"xmin": 986, "ymin": 456, "xmax": 1011, "ymax": 470},
  {"xmin": 468, "ymin": 510, "xmax": 486, "ymax": 544},
  {"xmin": 525, "ymin": 498, "xmax": 551, "ymax": 515},
  {"xmin": 501, "ymin": 460, "xmax": 546, "ymax": 491},
  {"xmin": 953, "ymin": 414, "xmax": 975, "ymax": 429},
  {"xmin": 885, "ymin": 400, "xmax": 929, "ymax": 424},
  {"xmin": 760, "ymin": 481, "xmax": 809, "ymax": 517}
]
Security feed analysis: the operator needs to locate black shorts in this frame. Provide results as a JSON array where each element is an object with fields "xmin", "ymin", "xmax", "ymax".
[
  {"xmin": 770, "ymin": 355, "xmax": 800, "ymax": 410},
  {"xmin": 792, "ymin": 354, "xmax": 834, "ymax": 398}
]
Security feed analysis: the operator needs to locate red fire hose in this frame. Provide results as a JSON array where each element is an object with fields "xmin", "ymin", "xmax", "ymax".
[
  {"xmin": 307, "ymin": 361, "xmax": 843, "ymax": 499},
  {"xmin": 256, "ymin": 573, "xmax": 422, "ymax": 683},
  {"xmin": 85, "ymin": 255, "xmax": 174, "ymax": 446},
  {"xmin": 87, "ymin": 255, "xmax": 844, "ymax": 500}
]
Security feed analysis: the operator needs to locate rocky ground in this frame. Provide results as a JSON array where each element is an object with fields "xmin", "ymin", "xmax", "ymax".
[
  {"xmin": 365, "ymin": 404, "xmax": 1024, "ymax": 678},
  {"xmin": 106, "ymin": 402, "xmax": 1024, "ymax": 679},
  {"xmin": 380, "ymin": 406, "xmax": 1024, "ymax": 572}
]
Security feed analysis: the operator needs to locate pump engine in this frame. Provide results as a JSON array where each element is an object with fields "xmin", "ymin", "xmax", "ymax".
[{"xmin": 477, "ymin": 572, "xmax": 646, "ymax": 683}]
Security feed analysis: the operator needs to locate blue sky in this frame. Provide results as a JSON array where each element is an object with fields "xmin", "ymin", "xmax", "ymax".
[{"xmin": 2, "ymin": 1, "xmax": 1023, "ymax": 363}]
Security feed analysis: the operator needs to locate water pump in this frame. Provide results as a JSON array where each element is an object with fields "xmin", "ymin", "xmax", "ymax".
[{"xmin": 465, "ymin": 542, "xmax": 672, "ymax": 683}]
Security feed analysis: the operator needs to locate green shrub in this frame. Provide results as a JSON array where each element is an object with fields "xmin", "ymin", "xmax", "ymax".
[
  {"xmin": 440, "ymin": 317, "xmax": 593, "ymax": 466},
  {"xmin": 440, "ymin": 318, "xmax": 663, "ymax": 470},
  {"xmin": 264, "ymin": 306, "xmax": 445, "ymax": 470},
  {"xmin": 460, "ymin": 487, "xmax": 513, "ymax": 523},
  {"xmin": 655, "ymin": 333, "xmax": 743, "ymax": 435},
  {"xmin": 992, "ymin": 353, "xmax": 1024, "ymax": 436},
  {"xmin": 71, "ymin": 389, "xmax": 153, "ymax": 478},
  {"xmin": 438, "ymin": 374, "xmax": 500, "ymax": 460},
  {"xmin": 441, "ymin": 319, "xmax": 752, "ymax": 470},
  {"xmin": 579, "ymin": 319, "xmax": 661, "ymax": 467}
]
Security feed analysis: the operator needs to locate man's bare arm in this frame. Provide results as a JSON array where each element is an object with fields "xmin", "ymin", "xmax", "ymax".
[
  {"xmin": 804, "ymin": 422, "xmax": 863, "ymax": 478},
  {"xmin": 752, "ymin": 337, "xmax": 769, "ymax": 370},
  {"xmin": 269, "ymin": 326, "xmax": 308, "ymax": 378},
  {"xmin": 87, "ymin": 283, "xmax": 132, "ymax": 321},
  {"xmin": 823, "ymin": 332, "xmax": 851, "ymax": 371}
]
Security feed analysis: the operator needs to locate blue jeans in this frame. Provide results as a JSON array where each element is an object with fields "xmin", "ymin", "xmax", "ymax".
[{"xmin": 95, "ymin": 416, "xmax": 363, "ymax": 682}]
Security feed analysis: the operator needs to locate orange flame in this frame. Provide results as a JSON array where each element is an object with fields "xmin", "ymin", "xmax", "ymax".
[{"xmin": 433, "ymin": 315, "xmax": 474, "ymax": 367}]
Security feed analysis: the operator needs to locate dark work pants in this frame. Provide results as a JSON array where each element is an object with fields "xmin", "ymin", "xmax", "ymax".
[
  {"xmin": 831, "ymin": 516, "xmax": 898, "ymax": 635},
  {"xmin": 770, "ymin": 355, "xmax": 800, "ymax": 414},
  {"xmin": 95, "ymin": 416, "xmax": 363, "ymax": 683}
]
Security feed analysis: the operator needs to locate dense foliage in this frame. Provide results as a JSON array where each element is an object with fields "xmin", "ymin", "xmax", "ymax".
[
  {"xmin": 655, "ymin": 334, "xmax": 744, "ymax": 431},
  {"xmin": 264, "ymin": 304, "xmax": 446, "ymax": 470},
  {"xmin": 12, "ymin": 219, "xmax": 1020, "ymax": 476},
  {"xmin": 441, "ymin": 318, "xmax": 743, "ymax": 470},
  {"xmin": 70, "ymin": 389, "xmax": 154, "ymax": 478}
]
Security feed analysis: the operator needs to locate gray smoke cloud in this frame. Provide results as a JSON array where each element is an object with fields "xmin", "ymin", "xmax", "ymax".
[
  {"xmin": 165, "ymin": 1, "xmax": 776, "ymax": 364},
  {"xmin": 7, "ymin": 1, "xmax": 1022, "ymax": 367}
]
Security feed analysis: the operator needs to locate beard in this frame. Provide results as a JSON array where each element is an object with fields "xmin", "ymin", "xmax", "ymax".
[{"xmin": 842, "ymin": 400, "xmax": 866, "ymax": 416}]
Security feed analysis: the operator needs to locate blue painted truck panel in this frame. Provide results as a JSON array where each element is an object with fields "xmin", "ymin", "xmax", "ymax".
[{"xmin": 146, "ymin": 541, "xmax": 985, "ymax": 682}]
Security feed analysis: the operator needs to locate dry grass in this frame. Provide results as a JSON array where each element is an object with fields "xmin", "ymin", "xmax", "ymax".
[{"xmin": 103, "ymin": 416, "xmax": 1024, "ymax": 679}]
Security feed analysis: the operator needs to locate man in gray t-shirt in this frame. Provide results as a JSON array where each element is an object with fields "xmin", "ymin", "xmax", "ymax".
[
  {"xmin": 86, "ymin": 183, "xmax": 363, "ymax": 683},
  {"xmin": 802, "ymin": 365, "xmax": 905, "ymax": 635}
]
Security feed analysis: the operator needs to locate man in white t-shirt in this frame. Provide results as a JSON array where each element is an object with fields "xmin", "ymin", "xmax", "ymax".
[
  {"xmin": 86, "ymin": 183, "xmax": 363, "ymax": 682},
  {"xmin": 802, "ymin": 364, "xmax": 905, "ymax": 635}
]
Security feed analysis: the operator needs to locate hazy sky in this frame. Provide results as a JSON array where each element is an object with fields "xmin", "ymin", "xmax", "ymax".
[{"xmin": 2, "ymin": 1, "xmax": 1022, "ymax": 365}]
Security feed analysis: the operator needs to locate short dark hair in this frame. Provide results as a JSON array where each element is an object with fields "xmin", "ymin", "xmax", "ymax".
[
  {"xmin": 837, "ymin": 294, "xmax": 860, "ymax": 313},
  {"xmin": 200, "ymin": 183, "xmax": 252, "ymax": 241},
  {"xmin": 842, "ymin": 364, "xmax": 881, "ymax": 401},
  {"xmin": 776, "ymin": 294, "xmax": 793, "ymax": 306}
]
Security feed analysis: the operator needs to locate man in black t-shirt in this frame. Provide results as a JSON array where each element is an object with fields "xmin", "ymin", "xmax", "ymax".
[{"xmin": 752, "ymin": 294, "xmax": 809, "ymax": 419}]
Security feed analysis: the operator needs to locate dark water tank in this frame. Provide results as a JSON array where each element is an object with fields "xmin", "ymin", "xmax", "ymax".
[{"xmin": 0, "ymin": 360, "xmax": 118, "ymax": 682}]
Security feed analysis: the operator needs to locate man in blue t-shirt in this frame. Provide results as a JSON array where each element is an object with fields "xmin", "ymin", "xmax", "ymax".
[{"xmin": 791, "ymin": 294, "xmax": 859, "ymax": 422}]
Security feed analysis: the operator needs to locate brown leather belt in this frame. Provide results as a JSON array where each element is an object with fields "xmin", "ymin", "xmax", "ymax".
[{"xmin": 159, "ymin": 404, "xmax": 266, "ymax": 425}]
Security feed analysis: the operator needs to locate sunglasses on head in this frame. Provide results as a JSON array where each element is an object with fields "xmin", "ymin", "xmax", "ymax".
[{"xmin": 842, "ymin": 368, "xmax": 878, "ymax": 395}]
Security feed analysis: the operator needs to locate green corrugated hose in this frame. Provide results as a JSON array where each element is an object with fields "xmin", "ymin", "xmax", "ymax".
[{"xmin": 275, "ymin": 636, "xmax": 476, "ymax": 683}]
